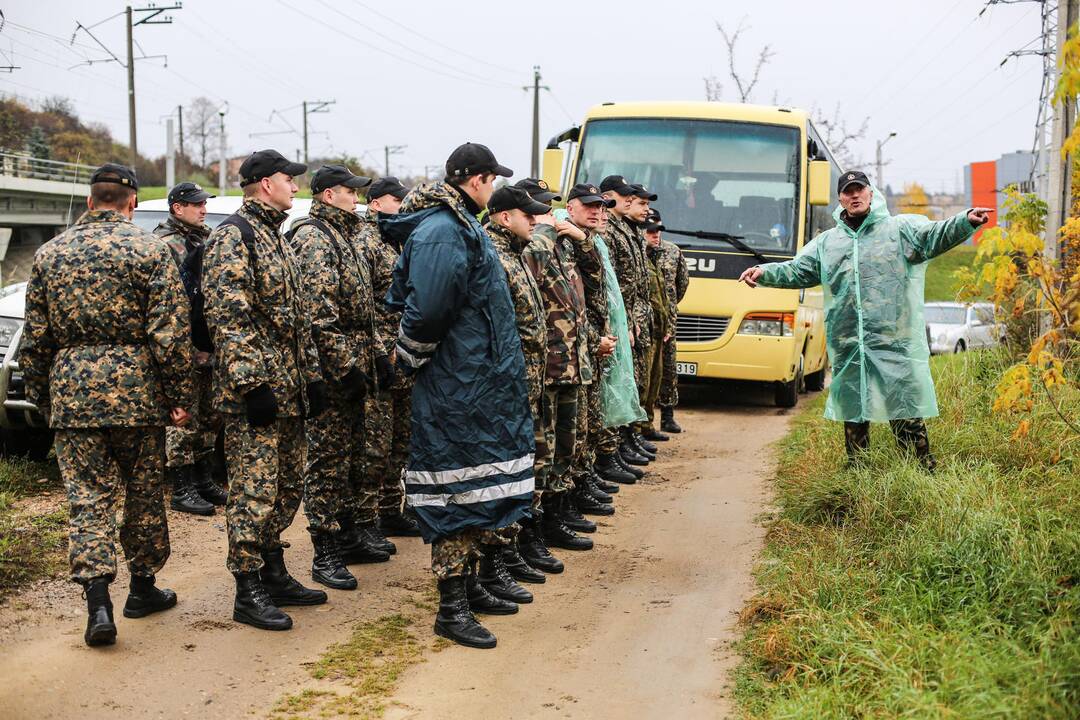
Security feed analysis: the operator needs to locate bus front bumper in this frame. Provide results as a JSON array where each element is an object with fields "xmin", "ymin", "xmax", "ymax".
[{"xmin": 676, "ymin": 334, "xmax": 799, "ymax": 383}]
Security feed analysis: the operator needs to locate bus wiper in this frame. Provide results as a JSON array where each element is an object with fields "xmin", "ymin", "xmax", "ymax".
[{"xmin": 664, "ymin": 228, "xmax": 770, "ymax": 265}]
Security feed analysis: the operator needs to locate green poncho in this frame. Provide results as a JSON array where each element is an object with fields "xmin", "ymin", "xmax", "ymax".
[
  {"xmin": 595, "ymin": 233, "xmax": 647, "ymax": 427},
  {"xmin": 757, "ymin": 188, "xmax": 975, "ymax": 423}
]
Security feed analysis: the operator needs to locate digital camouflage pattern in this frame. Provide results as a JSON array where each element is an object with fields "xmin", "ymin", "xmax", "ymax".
[
  {"xmin": 21, "ymin": 209, "xmax": 193, "ymax": 428},
  {"xmin": 431, "ymin": 527, "xmax": 509, "ymax": 580},
  {"xmin": 363, "ymin": 388, "xmax": 410, "ymax": 516},
  {"xmin": 638, "ymin": 248, "xmax": 669, "ymax": 428},
  {"xmin": 357, "ymin": 211, "xmax": 407, "ymax": 377},
  {"xmin": 224, "ymin": 415, "xmax": 306, "ymax": 573},
  {"xmin": 304, "ymin": 392, "xmax": 367, "ymax": 534},
  {"xmin": 202, "ymin": 199, "xmax": 321, "ymax": 417},
  {"xmin": 571, "ymin": 374, "xmax": 604, "ymax": 481},
  {"xmin": 55, "ymin": 427, "xmax": 169, "ymax": 584},
  {"xmin": 164, "ymin": 366, "xmax": 219, "ymax": 467},
  {"xmin": 154, "ymin": 214, "xmax": 210, "ymax": 268},
  {"xmin": 657, "ymin": 239, "xmax": 689, "ymax": 408},
  {"xmin": 601, "ymin": 211, "xmax": 652, "ymax": 343}
]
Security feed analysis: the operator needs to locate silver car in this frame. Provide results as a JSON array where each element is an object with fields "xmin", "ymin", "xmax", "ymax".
[{"xmin": 925, "ymin": 301, "xmax": 1004, "ymax": 355}]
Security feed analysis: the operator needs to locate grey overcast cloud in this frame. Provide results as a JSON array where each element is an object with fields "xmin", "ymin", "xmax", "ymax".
[{"xmin": 1, "ymin": 0, "xmax": 1043, "ymax": 192}]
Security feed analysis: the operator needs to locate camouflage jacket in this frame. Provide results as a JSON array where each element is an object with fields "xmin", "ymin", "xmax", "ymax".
[
  {"xmin": 657, "ymin": 238, "xmax": 689, "ymax": 329},
  {"xmin": 203, "ymin": 199, "xmax": 321, "ymax": 417},
  {"xmin": 646, "ymin": 245, "xmax": 671, "ymax": 339},
  {"xmin": 21, "ymin": 209, "xmax": 194, "ymax": 428},
  {"xmin": 601, "ymin": 210, "xmax": 652, "ymax": 338},
  {"xmin": 524, "ymin": 224, "xmax": 593, "ymax": 386},
  {"xmin": 290, "ymin": 199, "xmax": 378, "ymax": 388},
  {"xmin": 486, "ymin": 222, "xmax": 546, "ymax": 405},
  {"xmin": 154, "ymin": 215, "xmax": 212, "ymax": 353},
  {"xmin": 153, "ymin": 214, "xmax": 209, "ymax": 266},
  {"xmin": 357, "ymin": 209, "xmax": 411, "ymax": 391}
]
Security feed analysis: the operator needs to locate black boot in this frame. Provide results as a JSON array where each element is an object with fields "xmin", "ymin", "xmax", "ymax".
[
  {"xmin": 562, "ymin": 492, "xmax": 598, "ymax": 533},
  {"xmin": 596, "ymin": 452, "xmax": 636, "ymax": 485},
  {"xmin": 583, "ymin": 475, "xmax": 613, "ymax": 504},
  {"xmin": 466, "ymin": 563, "xmax": 518, "ymax": 615},
  {"xmin": 84, "ymin": 577, "xmax": 116, "ymax": 647},
  {"xmin": 518, "ymin": 514, "xmax": 564, "ymax": 574},
  {"xmin": 169, "ymin": 465, "xmax": 214, "ymax": 516},
  {"xmin": 192, "ymin": 456, "xmax": 228, "ymax": 506},
  {"xmin": 360, "ymin": 523, "xmax": 397, "ymax": 556},
  {"xmin": 123, "ymin": 574, "xmax": 177, "ymax": 618},
  {"xmin": 542, "ymin": 496, "xmax": 594, "ymax": 551},
  {"xmin": 380, "ymin": 509, "xmax": 421, "ymax": 537},
  {"xmin": 478, "ymin": 546, "xmax": 533, "ymax": 604},
  {"xmin": 233, "ymin": 571, "xmax": 292, "ymax": 631},
  {"xmin": 434, "ymin": 577, "xmax": 496, "ymax": 649},
  {"xmin": 310, "ymin": 533, "xmax": 357, "ymax": 590},
  {"xmin": 259, "ymin": 548, "xmax": 327, "ymax": 606},
  {"xmin": 660, "ymin": 406, "xmax": 683, "ymax": 434},
  {"xmin": 576, "ymin": 484, "xmax": 615, "ymax": 517},
  {"xmin": 614, "ymin": 449, "xmax": 646, "ymax": 479},
  {"xmin": 589, "ymin": 467, "xmax": 621, "ymax": 494},
  {"xmin": 642, "ymin": 425, "xmax": 670, "ymax": 442},
  {"xmin": 620, "ymin": 441, "xmax": 650, "ymax": 466},
  {"xmin": 501, "ymin": 543, "xmax": 546, "ymax": 584},
  {"xmin": 633, "ymin": 431, "xmax": 658, "ymax": 458},
  {"xmin": 338, "ymin": 516, "xmax": 392, "ymax": 565}
]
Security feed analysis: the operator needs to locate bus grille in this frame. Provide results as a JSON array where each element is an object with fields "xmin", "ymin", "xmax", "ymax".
[{"xmin": 676, "ymin": 315, "xmax": 731, "ymax": 343}]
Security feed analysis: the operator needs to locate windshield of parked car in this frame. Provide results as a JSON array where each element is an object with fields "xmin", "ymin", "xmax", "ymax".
[
  {"xmin": 924, "ymin": 306, "xmax": 967, "ymax": 325},
  {"xmin": 131, "ymin": 210, "xmax": 230, "ymax": 233}
]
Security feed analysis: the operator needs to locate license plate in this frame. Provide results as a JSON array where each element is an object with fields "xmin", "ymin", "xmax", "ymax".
[{"xmin": 676, "ymin": 362, "xmax": 698, "ymax": 376}]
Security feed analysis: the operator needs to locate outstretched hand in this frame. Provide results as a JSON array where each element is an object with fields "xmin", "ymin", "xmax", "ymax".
[
  {"xmin": 968, "ymin": 207, "xmax": 994, "ymax": 227},
  {"xmin": 739, "ymin": 266, "xmax": 764, "ymax": 288}
]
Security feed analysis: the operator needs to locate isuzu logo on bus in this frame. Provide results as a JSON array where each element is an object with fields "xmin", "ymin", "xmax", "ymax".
[{"xmin": 685, "ymin": 256, "xmax": 716, "ymax": 274}]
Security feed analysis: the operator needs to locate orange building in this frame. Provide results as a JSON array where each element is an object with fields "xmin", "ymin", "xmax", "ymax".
[{"xmin": 967, "ymin": 160, "xmax": 997, "ymax": 243}]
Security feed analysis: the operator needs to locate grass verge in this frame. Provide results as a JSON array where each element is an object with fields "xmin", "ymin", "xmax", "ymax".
[
  {"xmin": 735, "ymin": 349, "xmax": 1080, "ymax": 718},
  {"xmin": 924, "ymin": 243, "xmax": 977, "ymax": 302},
  {"xmin": 0, "ymin": 457, "xmax": 64, "ymax": 597}
]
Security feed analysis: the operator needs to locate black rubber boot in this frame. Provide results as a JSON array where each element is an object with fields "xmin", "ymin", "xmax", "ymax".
[
  {"xmin": 360, "ymin": 523, "xmax": 397, "ymax": 556},
  {"xmin": 192, "ymin": 456, "xmax": 228, "ymax": 506},
  {"xmin": 466, "ymin": 563, "xmax": 519, "ymax": 615},
  {"xmin": 596, "ymin": 452, "xmax": 635, "ymax": 485},
  {"xmin": 660, "ymin": 406, "xmax": 683, "ymax": 434},
  {"xmin": 260, "ymin": 548, "xmax": 327, "ymax": 607},
  {"xmin": 123, "ymin": 574, "xmax": 177, "ymax": 618},
  {"xmin": 542, "ymin": 496, "xmax": 594, "ymax": 551},
  {"xmin": 518, "ymin": 514, "xmax": 564, "ymax": 574},
  {"xmin": 501, "ymin": 543, "xmax": 546, "ymax": 584},
  {"xmin": 233, "ymin": 571, "xmax": 292, "ymax": 631},
  {"xmin": 642, "ymin": 426, "xmax": 670, "ymax": 442},
  {"xmin": 562, "ymin": 492, "xmax": 598, "ymax": 533},
  {"xmin": 379, "ymin": 510, "xmax": 421, "ymax": 537},
  {"xmin": 634, "ymin": 431, "xmax": 658, "ymax": 457},
  {"xmin": 310, "ymin": 533, "xmax": 357, "ymax": 590},
  {"xmin": 478, "ymin": 546, "xmax": 533, "ymax": 604},
  {"xmin": 338, "ymin": 516, "xmax": 392, "ymax": 565},
  {"xmin": 84, "ymin": 577, "xmax": 116, "ymax": 647},
  {"xmin": 169, "ymin": 465, "xmax": 215, "ymax": 516},
  {"xmin": 576, "ymin": 485, "xmax": 615, "ymax": 517},
  {"xmin": 434, "ymin": 577, "xmax": 496, "ymax": 649}
]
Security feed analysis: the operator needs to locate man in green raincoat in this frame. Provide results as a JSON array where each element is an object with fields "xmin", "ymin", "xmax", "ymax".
[{"xmin": 739, "ymin": 171, "xmax": 992, "ymax": 469}]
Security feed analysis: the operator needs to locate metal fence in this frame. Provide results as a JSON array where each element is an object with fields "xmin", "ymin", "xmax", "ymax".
[{"xmin": 0, "ymin": 152, "xmax": 95, "ymax": 185}]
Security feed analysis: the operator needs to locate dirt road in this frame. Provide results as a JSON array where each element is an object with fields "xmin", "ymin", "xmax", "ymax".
[{"xmin": 0, "ymin": 384, "xmax": 795, "ymax": 719}]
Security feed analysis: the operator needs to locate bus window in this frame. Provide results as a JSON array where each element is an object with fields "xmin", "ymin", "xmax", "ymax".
[{"xmin": 806, "ymin": 122, "xmax": 842, "ymax": 242}]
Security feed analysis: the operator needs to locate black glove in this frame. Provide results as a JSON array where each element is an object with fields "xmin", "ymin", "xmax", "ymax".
[
  {"xmin": 244, "ymin": 383, "xmax": 278, "ymax": 428},
  {"xmin": 306, "ymin": 380, "xmax": 328, "ymax": 418},
  {"xmin": 342, "ymin": 366, "xmax": 372, "ymax": 400},
  {"xmin": 375, "ymin": 355, "xmax": 396, "ymax": 390}
]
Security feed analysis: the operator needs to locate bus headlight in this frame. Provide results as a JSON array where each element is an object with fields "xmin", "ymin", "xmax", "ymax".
[{"xmin": 738, "ymin": 312, "xmax": 794, "ymax": 337}]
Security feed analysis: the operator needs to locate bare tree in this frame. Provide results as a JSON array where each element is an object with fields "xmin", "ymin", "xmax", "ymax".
[
  {"xmin": 812, "ymin": 103, "xmax": 870, "ymax": 169},
  {"xmin": 703, "ymin": 19, "xmax": 774, "ymax": 103},
  {"xmin": 185, "ymin": 96, "xmax": 219, "ymax": 169}
]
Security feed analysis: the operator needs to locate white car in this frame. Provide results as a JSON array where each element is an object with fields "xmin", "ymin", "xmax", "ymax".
[
  {"xmin": 132, "ymin": 195, "xmax": 315, "ymax": 235},
  {"xmin": 925, "ymin": 301, "xmax": 1004, "ymax": 355}
]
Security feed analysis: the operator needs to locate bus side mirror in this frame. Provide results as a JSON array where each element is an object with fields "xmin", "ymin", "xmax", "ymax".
[
  {"xmin": 808, "ymin": 160, "xmax": 831, "ymax": 206},
  {"xmin": 542, "ymin": 148, "xmax": 565, "ymax": 194}
]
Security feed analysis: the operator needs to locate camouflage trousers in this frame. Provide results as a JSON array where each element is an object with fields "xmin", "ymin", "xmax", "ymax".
[
  {"xmin": 54, "ymin": 427, "xmax": 169, "ymax": 585},
  {"xmin": 362, "ymin": 388, "xmax": 411, "ymax": 517},
  {"xmin": 304, "ymin": 392, "xmax": 369, "ymax": 536},
  {"xmin": 530, "ymin": 392, "xmax": 551, "ymax": 507},
  {"xmin": 570, "ymin": 379, "xmax": 602, "ymax": 481},
  {"xmin": 659, "ymin": 336, "xmax": 679, "ymax": 408},
  {"xmin": 224, "ymin": 415, "xmax": 305, "ymax": 573},
  {"xmin": 542, "ymin": 385, "xmax": 579, "ymax": 496},
  {"xmin": 843, "ymin": 418, "xmax": 936, "ymax": 471},
  {"xmin": 637, "ymin": 327, "xmax": 664, "ymax": 431},
  {"xmin": 431, "ymin": 526, "xmax": 512, "ymax": 581},
  {"xmin": 165, "ymin": 367, "xmax": 220, "ymax": 468}
]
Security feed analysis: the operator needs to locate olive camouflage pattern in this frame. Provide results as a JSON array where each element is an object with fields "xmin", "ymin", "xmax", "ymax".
[
  {"xmin": 202, "ymin": 199, "xmax": 322, "ymax": 417},
  {"xmin": 21, "ymin": 209, "xmax": 193, "ymax": 427},
  {"xmin": 657, "ymin": 239, "xmax": 689, "ymax": 408},
  {"xmin": 225, "ymin": 415, "xmax": 306, "ymax": 572},
  {"xmin": 431, "ymin": 527, "xmax": 509, "ymax": 581},
  {"xmin": 638, "ymin": 247, "xmax": 669, "ymax": 427},
  {"xmin": 304, "ymin": 393, "xmax": 367, "ymax": 535},
  {"xmin": 543, "ymin": 386, "xmax": 578, "ymax": 494},
  {"xmin": 601, "ymin": 210, "xmax": 652, "ymax": 342},
  {"xmin": 55, "ymin": 427, "xmax": 170, "ymax": 584},
  {"xmin": 571, "ymin": 371, "xmax": 604, "ymax": 482}
]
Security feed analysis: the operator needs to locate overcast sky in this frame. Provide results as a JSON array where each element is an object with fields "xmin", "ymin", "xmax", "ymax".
[{"xmin": 0, "ymin": 0, "xmax": 1046, "ymax": 193}]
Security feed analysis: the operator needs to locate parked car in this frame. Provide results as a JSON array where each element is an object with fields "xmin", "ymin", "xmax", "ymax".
[
  {"xmin": 132, "ymin": 195, "xmax": 314, "ymax": 234},
  {"xmin": 925, "ymin": 301, "xmax": 1004, "ymax": 355}
]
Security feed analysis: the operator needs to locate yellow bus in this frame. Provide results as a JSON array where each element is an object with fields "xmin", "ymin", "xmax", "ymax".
[{"xmin": 542, "ymin": 101, "xmax": 839, "ymax": 407}]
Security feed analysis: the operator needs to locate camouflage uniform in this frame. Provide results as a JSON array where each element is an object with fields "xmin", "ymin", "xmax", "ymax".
[
  {"xmin": 602, "ymin": 211, "xmax": 652, "ymax": 385},
  {"xmin": 656, "ymin": 239, "xmax": 689, "ymax": 409},
  {"xmin": 638, "ymin": 245, "xmax": 670, "ymax": 430},
  {"xmin": 154, "ymin": 215, "xmax": 219, "ymax": 468},
  {"xmin": 290, "ymin": 200, "xmax": 378, "ymax": 536},
  {"xmin": 203, "ymin": 199, "xmax": 322, "ymax": 573},
  {"xmin": 20, "ymin": 208, "xmax": 193, "ymax": 584},
  {"xmin": 357, "ymin": 210, "xmax": 411, "ymax": 517},
  {"xmin": 430, "ymin": 527, "xmax": 510, "ymax": 581},
  {"xmin": 844, "ymin": 418, "xmax": 936, "ymax": 471}
]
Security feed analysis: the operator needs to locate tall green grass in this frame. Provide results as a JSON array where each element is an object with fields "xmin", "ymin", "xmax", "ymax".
[{"xmin": 737, "ymin": 349, "xmax": 1080, "ymax": 718}]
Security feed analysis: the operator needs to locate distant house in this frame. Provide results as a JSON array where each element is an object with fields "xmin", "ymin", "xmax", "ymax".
[{"xmin": 964, "ymin": 151, "xmax": 1036, "ymax": 242}]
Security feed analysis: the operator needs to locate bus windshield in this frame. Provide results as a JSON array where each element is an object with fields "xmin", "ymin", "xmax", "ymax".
[{"xmin": 575, "ymin": 118, "xmax": 801, "ymax": 255}]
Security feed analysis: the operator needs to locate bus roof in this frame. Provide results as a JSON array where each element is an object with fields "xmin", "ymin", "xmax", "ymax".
[{"xmin": 582, "ymin": 101, "xmax": 810, "ymax": 126}]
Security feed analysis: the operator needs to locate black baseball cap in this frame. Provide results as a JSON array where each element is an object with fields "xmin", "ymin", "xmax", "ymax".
[
  {"xmin": 91, "ymin": 162, "xmax": 139, "ymax": 191},
  {"xmin": 239, "ymin": 149, "xmax": 307, "ymax": 187},
  {"xmin": 645, "ymin": 208, "xmax": 665, "ymax": 232},
  {"xmin": 513, "ymin": 177, "xmax": 561, "ymax": 203},
  {"xmin": 367, "ymin": 176, "xmax": 409, "ymax": 200},
  {"xmin": 838, "ymin": 170, "xmax": 870, "ymax": 194},
  {"xmin": 167, "ymin": 181, "xmax": 214, "ymax": 206},
  {"xmin": 311, "ymin": 164, "xmax": 372, "ymax": 194},
  {"xmin": 629, "ymin": 183, "xmax": 658, "ymax": 201},
  {"xmin": 445, "ymin": 142, "xmax": 512, "ymax": 179},
  {"xmin": 567, "ymin": 183, "xmax": 616, "ymax": 207},
  {"xmin": 488, "ymin": 186, "xmax": 551, "ymax": 216},
  {"xmin": 599, "ymin": 174, "xmax": 635, "ymax": 196}
]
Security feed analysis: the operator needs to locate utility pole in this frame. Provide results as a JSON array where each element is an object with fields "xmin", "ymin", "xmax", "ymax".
[
  {"xmin": 523, "ymin": 66, "xmax": 550, "ymax": 178},
  {"xmin": 218, "ymin": 103, "xmax": 228, "ymax": 197},
  {"xmin": 875, "ymin": 131, "xmax": 897, "ymax": 192},
  {"xmin": 177, "ymin": 104, "xmax": 184, "ymax": 158},
  {"xmin": 301, "ymin": 100, "xmax": 335, "ymax": 163},
  {"xmin": 165, "ymin": 117, "xmax": 175, "ymax": 188},
  {"xmin": 384, "ymin": 145, "xmax": 406, "ymax": 176},
  {"xmin": 125, "ymin": 7, "xmax": 136, "ymax": 165},
  {"xmin": 1046, "ymin": 0, "xmax": 1080, "ymax": 264}
]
